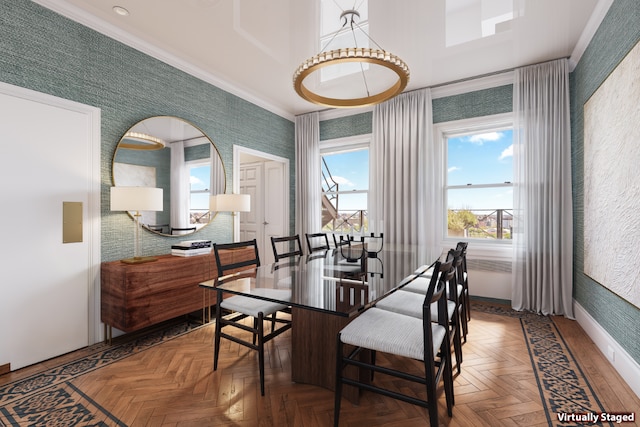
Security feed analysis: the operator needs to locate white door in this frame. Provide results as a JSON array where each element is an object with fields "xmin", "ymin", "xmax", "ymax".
[
  {"xmin": 0, "ymin": 83, "xmax": 100, "ymax": 370},
  {"xmin": 263, "ymin": 161, "xmax": 287, "ymax": 263},
  {"xmin": 239, "ymin": 159, "xmax": 288, "ymax": 265},
  {"xmin": 239, "ymin": 162, "xmax": 263, "ymax": 247}
]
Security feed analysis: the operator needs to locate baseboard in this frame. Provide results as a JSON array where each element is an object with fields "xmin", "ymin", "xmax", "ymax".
[
  {"xmin": 574, "ymin": 301, "xmax": 640, "ymax": 398},
  {"xmin": 0, "ymin": 363, "xmax": 10, "ymax": 375}
]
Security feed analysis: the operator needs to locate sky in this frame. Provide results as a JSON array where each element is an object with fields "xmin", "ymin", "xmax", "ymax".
[
  {"xmin": 447, "ymin": 129, "xmax": 513, "ymax": 211},
  {"xmin": 322, "ymin": 148, "xmax": 369, "ymax": 212}
]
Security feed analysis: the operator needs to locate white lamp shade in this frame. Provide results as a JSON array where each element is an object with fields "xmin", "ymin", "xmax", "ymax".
[
  {"xmin": 210, "ymin": 193, "xmax": 250, "ymax": 212},
  {"xmin": 110, "ymin": 186, "xmax": 163, "ymax": 211}
]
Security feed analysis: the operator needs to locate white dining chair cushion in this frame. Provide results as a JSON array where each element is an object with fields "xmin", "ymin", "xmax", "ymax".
[
  {"xmin": 401, "ymin": 276, "xmax": 431, "ymax": 293},
  {"xmin": 339, "ymin": 308, "xmax": 446, "ymax": 361},
  {"xmin": 415, "ymin": 267, "xmax": 434, "ymax": 278},
  {"xmin": 376, "ymin": 290, "xmax": 456, "ymax": 321},
  {"xmin": 220, "ymin": 293, "xmax": 289, "ymax": 317},
  {"xmin": 393, "ymin": 273, "xmax": 413, "ymax": 286},
  {"xmin": 404, "ymin": 278, "xmax": 463, "ymax": 299}
]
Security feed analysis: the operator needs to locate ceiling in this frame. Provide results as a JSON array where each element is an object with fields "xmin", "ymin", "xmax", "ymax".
[{"xmin": 34, "ymin": 0, "xmax": 608, "ymax": 119}]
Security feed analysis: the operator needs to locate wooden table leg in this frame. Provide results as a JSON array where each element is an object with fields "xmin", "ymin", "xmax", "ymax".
[{"xmin": 291, "ymin": 308, "xmax": 368, "ymax": 404}]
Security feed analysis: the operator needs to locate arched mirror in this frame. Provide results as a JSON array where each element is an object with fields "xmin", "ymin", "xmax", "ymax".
[{"xmin": 112, "ymin": 116, "xmax": 225, "ymax": 236}]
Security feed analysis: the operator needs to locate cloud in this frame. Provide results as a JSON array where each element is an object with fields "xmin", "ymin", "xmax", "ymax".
[
  {"xmin": 468, "ymin": 132, "xmax": 503, "ymax": 145},
  {"xmin": 190, "ymin": 176, "xmax": 204, "ymax": 185},
  {"xmin": 498, "ymin": 144, "xmax": 513, "ymax": 160},
  {"xmin": 331, "ymin": 176, "xmax": 355, "ymax": 187},
  {"xmin": 448, "ymin": 166, "xmax": 461, "ymax": 173}
]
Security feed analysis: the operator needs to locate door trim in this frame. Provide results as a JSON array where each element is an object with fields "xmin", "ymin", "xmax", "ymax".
[
  {"xmin": 0, "ymin": 82, "xmax": 101, "ymax": 345},
  {"xmin": 233, "ymin": 145, "xmax": 290, "ymax": 242}
]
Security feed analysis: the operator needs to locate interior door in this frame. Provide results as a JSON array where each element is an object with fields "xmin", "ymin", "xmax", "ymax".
[
  {"xmin": 240, "ymin": 160, "xmax": 287, "ymax": 265},
  {"xmin": 239, "ymin": 162, "xmax": 263, "ymax": 249},
  {"xmin": 263, "ymin": 161, "xmax": 286, "ymax": 264},
  {"xmin": 0, "ymin": 83, "xmax": 99, "ymax": 370}
]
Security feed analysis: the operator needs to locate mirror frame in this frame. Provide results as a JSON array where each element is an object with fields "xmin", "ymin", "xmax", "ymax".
[{"xmin": 111, "ymin": 116, "xmax": 226, "ymax": 237}]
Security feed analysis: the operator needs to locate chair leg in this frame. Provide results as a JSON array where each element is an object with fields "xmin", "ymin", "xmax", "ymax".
[
  {"xmin": 453, "ymin": 307, "xmax": 463, "ymax": 374},
  {"xmin": 213, "ymin": 297, "xmax": 222, "ymax": 371},
  {"xmin": 271, "ymin": 311, "xmax": 277, "ymax": 333},
  {"xmin": 334, "ymin": 335, "xmax": 344, "ymax": 427},
  {"xmin": 442, "ymin": 340, "xmax": 455, "ymax": 416},
  {"xmin": 461, "ymin": 299, "xmax": 469, "ymax": 343},
  {"xmin": 258, "ymin": 312, "xmax": 265, "ymax": 396},
  {"xmin": 424, "ymin": 357, "xmax": 439, "ymax": 427},
  {"xmin": 253, "ymin": 318, "xmax": 258, "ymax": 346}
]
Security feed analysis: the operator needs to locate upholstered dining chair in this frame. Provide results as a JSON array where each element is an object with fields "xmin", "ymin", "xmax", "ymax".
[
  {"xmin": 376, "ymin": 253, "xmax": 462, "ymax": 374},
  {"xmin": 399, "ymin": 249, "xmax": 464, "ymax": 374},
  {"xmin": 456, "ymin": 241, "xmax": 470, "ymax": 341},
  {"xmin": 212, "ymin": 239, "xmax": 291, "ymax": 396},
  {"xmin": 334, "ymin": 259, "xmax": 454, "ymax": 427},
  {"xmin": 305, "ymin": 232, "xmax": 330, "ymax": 252},
  {"xmin": 270, "ymin": 234, "xmax": 303, "ymax": 261},
  {"xmin": 331, "ymin": 233, "xmax": 352, "ymax": 248}
]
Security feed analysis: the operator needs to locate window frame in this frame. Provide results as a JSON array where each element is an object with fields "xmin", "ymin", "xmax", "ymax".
[
  {"xmin": 434, "ymin": 113, "xmax": 513, "ymax": 261},
  {"xmin": 319, "ymin": 134, "xmax": 371, "ymax": 233}
]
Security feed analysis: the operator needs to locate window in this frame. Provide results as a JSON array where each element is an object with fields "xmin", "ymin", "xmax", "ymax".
[
  {"xmin": 441, "ymin": 114, "xmax": 513, "ymax": 242},
  {"xmin": 320, "ymin": 137, "xmax": 369, "ymax": 233},
  {"xmin": 188, "ymin": 161, "xmax": 211, "ymax": 226}
]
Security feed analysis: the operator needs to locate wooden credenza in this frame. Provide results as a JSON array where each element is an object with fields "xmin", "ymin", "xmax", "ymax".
[
  {"xmin": 101, "ymin": 253, "xmax": 214, "ymax": 334},
  {"xmin": 101, "ymin": 248, "xmax": 252, "ymax": 336}
]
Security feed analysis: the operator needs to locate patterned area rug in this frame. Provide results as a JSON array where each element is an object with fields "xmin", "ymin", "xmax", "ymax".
[
  {"xmin": 0, "ymin": 321, "xmax": 200, "ymax": 427},
  {"xmin": 0, "ymin": 306, "xmax": 612, "ymax": 426},
  {"xmin": 474, "ymin": 304, "xmax": 613, "ymax": 427}
]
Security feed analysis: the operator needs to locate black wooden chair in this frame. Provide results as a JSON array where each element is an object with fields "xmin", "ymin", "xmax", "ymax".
[
  {"xmin": 334, "ymin": 259, "xmax": 454, "ymax": 427},
  {"xmin": 212, "ymin": 239, "xmax": 291, "ymax": 396},
  {"xmin": 456, "ymin": 241, "xmax": 470, "ymax": 341},
  {"xmin": 170, "ymin": 226, "xmax": 196, "ymax": 235},
  {"xmin": 376, "ymin": 253, "xmax": 462, "ymax": 374},
  {"xmin": 305, "ymin": 232, "xmax": 330, "ymax": 252},
  {"xmin": 271, "ymin": 235, "xmax": 303, "ymax": 261},
  {"xmin": 401, "ymin": 249, "xmax": 464, "ymax": 374},
  {"xmin": 331, "ymin": 233, "xmax": 352, "ymax": 248}
]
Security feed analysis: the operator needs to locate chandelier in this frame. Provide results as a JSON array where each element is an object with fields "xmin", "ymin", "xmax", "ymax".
[
  {"xmin": 120, "ymin": 131, "xmax": 166, "ymax": 150},
  {"xmin": 293, "ymin": 9, "xmax": 409, "ymax": 108}
]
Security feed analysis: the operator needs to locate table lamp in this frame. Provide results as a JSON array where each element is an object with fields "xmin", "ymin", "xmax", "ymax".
[
  {"xmin": 210, "ymin": 193, "xmax": 250, "ymax": 241},
  {"xmin": 111, "ymin": 186, "xmax": 163, "ymax": 264}
]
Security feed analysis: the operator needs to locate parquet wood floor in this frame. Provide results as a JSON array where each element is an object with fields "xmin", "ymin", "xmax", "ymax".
[{"xmin": 2, "ymin": 302, "xmax": 638, "ymax": 426}]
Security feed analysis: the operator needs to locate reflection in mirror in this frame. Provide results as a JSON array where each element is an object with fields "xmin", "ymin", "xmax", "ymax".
[{"xmin": 112, "ymin": 116, "xmax": 225, "ymax": 236}]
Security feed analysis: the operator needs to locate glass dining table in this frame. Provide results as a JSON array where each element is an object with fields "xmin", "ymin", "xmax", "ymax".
[{"xmin": 199, "ymin": 243, "xmax": 428, "ymax": 401}]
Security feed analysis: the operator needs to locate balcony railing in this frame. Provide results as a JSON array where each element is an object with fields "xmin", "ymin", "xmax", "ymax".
[{"xmin": 448, "ymin": 208, "xmax": 512, "ymax": 240}]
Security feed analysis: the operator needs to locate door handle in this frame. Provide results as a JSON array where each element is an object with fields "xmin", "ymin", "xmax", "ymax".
[{"xmin": 263, "ymin": 221, "xmax": 269, "ymax": 225}]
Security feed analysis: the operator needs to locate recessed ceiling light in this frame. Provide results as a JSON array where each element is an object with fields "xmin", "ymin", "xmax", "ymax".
[{"xmin": 112, "ymin": 6, "xmax": 129, "ymax": 16}]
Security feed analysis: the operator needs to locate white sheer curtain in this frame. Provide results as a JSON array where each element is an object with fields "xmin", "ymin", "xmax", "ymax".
[
  {"xmin": 170, "ymin": 141, "xmax": 190, "ymax": 230},
  {"xmin": 295, "ymin": 112, "xmax": 321, "ymax": 238},
  {"xmin": 512, "ymin": 58, "xmax": 574, "ymax": 318},
  {"xmin": 371, "ymin": 88, "xmax": 439, "ymax": 265}
]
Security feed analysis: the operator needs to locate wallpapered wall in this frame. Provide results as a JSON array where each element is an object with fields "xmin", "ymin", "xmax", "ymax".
[
  {"xmin": 318, "ymin": 85, "xmax": 513, "ymax": 142},
  {"xmin": 0, "ymin": 0, "xmax": 295, "ymax": 262},
  {"xmin": 570, "ymin": 0, "xmax": 640, "ymax": 365}
]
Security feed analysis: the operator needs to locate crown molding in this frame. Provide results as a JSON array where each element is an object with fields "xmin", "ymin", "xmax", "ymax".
[
  {"xmin": 569, "ymin": 0, "xmax": 614, "ymax": 71},
  {"xmin": 31, "ymin": 0, "xmax": 294, "ymax": 121}
]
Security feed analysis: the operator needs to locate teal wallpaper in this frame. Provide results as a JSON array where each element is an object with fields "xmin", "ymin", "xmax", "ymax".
[
  {"xmin": 318, "ymin": 85, "xmax": 513, "ymax": 140},
  {"xmin": 432, "ymin": 85, "xmax": 513, "ymax": 124},
  {"xmin": 0, "ymin": 0, "xmax": 295, "ymax": 262},
  {"xmin": 570, "ymin": 0, "xmax": 640, "ymax": 364},
  {"xmin": 320, "ymin": 112, "xmax": 372, "ymax": 141}
]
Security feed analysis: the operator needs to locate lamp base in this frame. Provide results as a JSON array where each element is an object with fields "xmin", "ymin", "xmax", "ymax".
[{"xmin": 120, "ymin": 256, "xmax": 158, "ymax": 264}]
